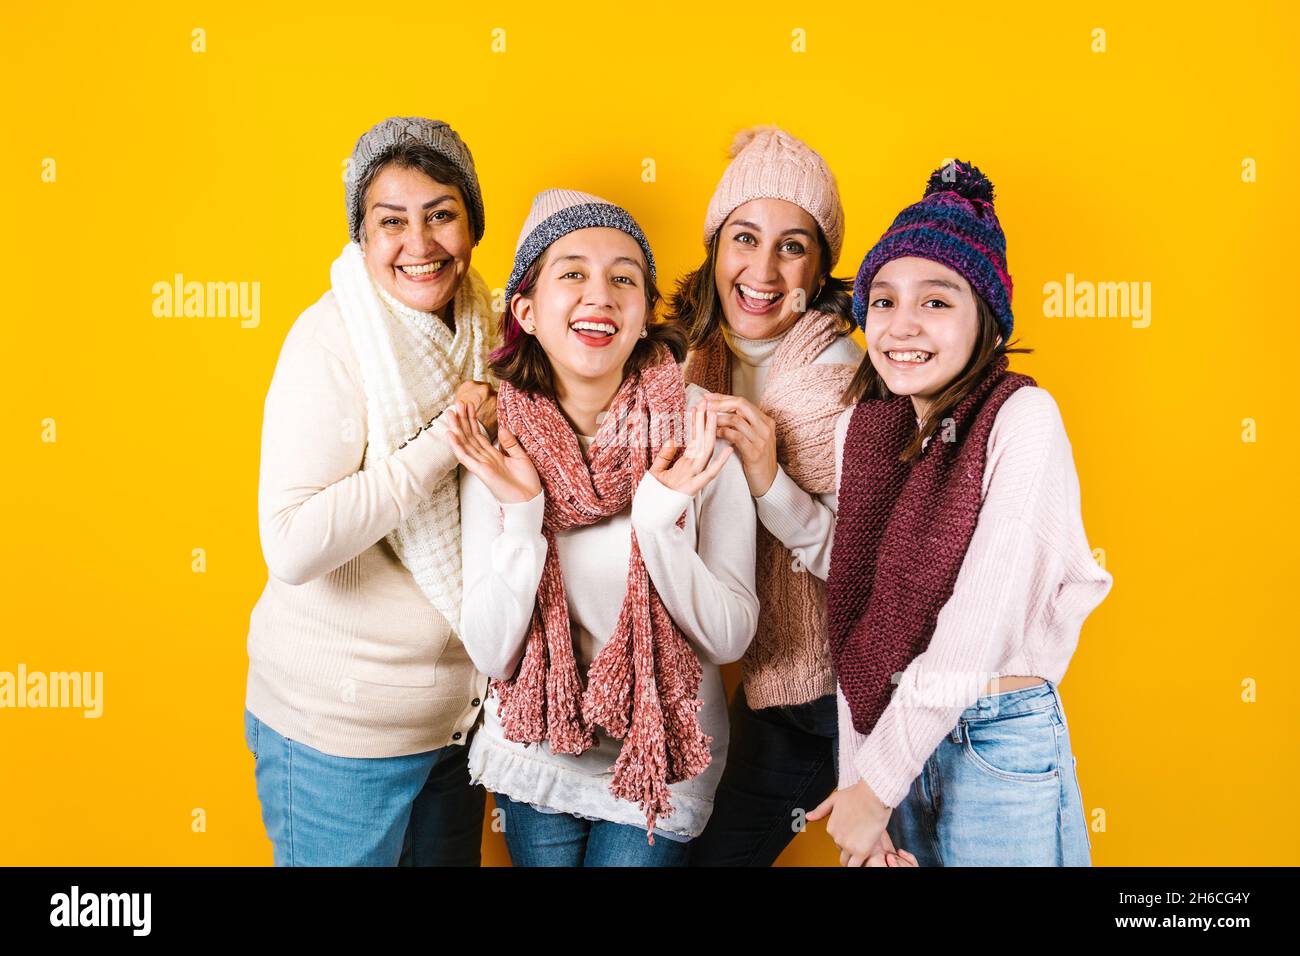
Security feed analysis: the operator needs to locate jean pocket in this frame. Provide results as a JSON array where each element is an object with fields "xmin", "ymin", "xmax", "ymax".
[
  {"xmin": 244, "ymin": 709, "xmax": 260, "ymax": 760},
  {"xmin": 961, "ymin": 708, "xmax": 1060, "ymax": 782}
]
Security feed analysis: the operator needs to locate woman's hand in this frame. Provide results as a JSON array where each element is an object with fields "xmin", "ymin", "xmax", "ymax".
[
  {"xmin": 705, "ymin": 392, "xmax": 778, "ymax": 497},
  {"xmin": 806, "ymin": 779, "xmax": 894, "ymax": 867},
  {"xmin": 453, "ymin": 380, "xmax": 497, "ymax": 437},
  {"xmin": 650, "ymin": 399, "xmax": 734, "ymax": 498},
  {"xmin": 445, "ymin": 400, "xmax": 540, "ymax": 505}
]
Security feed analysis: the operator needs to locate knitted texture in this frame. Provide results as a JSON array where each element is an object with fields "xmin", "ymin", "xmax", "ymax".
[
  {"xmin": 685, "ymin": 311, "xmax": 857, "ymax": 707},
  {"xmin": 703, "ymin": 126, "xmax": 846, "ymax": 266},
  {"xmin": 490, "ymin": 342, "xmax": 711, "ymax": 843},
  {"xmin": 329, "ymin": 241, "xmax": 496, "ymax": 630},
  {"xmin": 852, "ymin": 159, "xmax": 1013, "ymax": 340},
  {"xmin": 503, "ymin": 189, "xmax": 656, "ymax": 308},
  {"xmin": 344, "ymin": 116, "xmax": 486, "ymax": 244},
  {"xmin": 826, "ymin": 354, "xmax": 1036, "ymax": 735}
]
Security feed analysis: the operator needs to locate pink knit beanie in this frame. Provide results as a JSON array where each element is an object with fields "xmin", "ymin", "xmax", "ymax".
[{"xmin": 703, "ymin": 126, "xmax": 845, "ymax": 267}]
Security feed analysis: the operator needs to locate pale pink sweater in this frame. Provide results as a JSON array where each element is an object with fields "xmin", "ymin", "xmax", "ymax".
[{"xmin": 759, "ymin": 386, "xmax": 1113, "ymax": 807}]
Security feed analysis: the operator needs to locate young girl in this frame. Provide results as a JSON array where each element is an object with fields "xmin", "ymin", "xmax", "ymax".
[
  {"xmin": 806, "ymin": 161, "xmax": 1112, "ymax": 866},
  {"xmin": 671, "ymin": 127, "xmax": 864, "ymax": 867},
  {"xmin": 447, "ymin": 189, "xmax": 760, "ymax": 866}
]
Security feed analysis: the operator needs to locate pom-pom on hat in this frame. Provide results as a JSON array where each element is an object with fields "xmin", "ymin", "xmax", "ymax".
[
  {"xmin": 852, "ymin": 159, "xmax": 1014, "ymax": 341},
  {"xmin": 703, "ymin": 126, "xmax": 845, "ymax": 267}
]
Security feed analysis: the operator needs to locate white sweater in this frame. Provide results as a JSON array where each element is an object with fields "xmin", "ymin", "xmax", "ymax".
[
  {"xmin": 457, "ymin": 382, "xmax": 760, "ymax": 840},
  {"xmin": 245, "ymin": 290, "xmax": 487, "ymax": 759},
  {"xmin": 762, "ymin": 385, "xmax": 1114, "ymax": 807}
]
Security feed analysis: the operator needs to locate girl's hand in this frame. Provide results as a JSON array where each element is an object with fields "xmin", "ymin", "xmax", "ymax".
[
  {"xmin": 650, "ymin": 399, "xmax": 734, "ymax": 498},
  {"xmin": 445, "ymin": 400, "xmax": 540, "ymax": 505},
  {"xmin": 864, "ymin": 829, "xmax": 919, "ymax": 868},
  {"xmin": 806, "ymin": 779, "xmax": 893, "ymax": 867},
  {"xmin": 705, "ymin": 392, "xmax": 778, "ymax": 497}
]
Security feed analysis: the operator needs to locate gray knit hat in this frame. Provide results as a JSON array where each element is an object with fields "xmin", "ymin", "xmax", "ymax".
[
  {"xmin": 504, "ymin": 188, "xmax": 655, "ymax": 307},
  {"xmin": 344, "ymin": 117, "xmax": 485, "ymax": 244}
]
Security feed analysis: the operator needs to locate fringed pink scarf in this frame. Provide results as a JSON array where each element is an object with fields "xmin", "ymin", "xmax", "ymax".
[{"xmin": 491, "ymin": 342, "xmax": 712, "ymax": 842}]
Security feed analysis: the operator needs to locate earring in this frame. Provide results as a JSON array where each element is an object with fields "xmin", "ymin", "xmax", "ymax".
[{"xmin": 639, "ymin": 326, "xmax": 648, "ymax": 339}]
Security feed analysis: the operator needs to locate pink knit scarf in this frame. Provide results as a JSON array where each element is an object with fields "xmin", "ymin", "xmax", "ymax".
[
  {"xmin": 826, "ymin": 354, "xmax": 1036, "ymax": 735},
  {"xmin": 685, "ymin": 311, "xmax": 858, "ymax": 708},
  {"xmin": 491, "ymin": 342, "xmax": 712, "ymax": 841}
]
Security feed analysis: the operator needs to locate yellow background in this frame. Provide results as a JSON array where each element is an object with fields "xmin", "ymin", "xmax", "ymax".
[{"xmin": 3, "ymin": 0, "xmax": 1296, "ymax": 865}]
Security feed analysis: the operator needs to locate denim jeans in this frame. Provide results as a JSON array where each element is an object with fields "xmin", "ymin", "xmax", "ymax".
[
  {"xmin": 244, "ymin": 708, "xmax": 485, "ymax": 866},
  {"xmin": 690, "ymin": 684, "xmax": 839, "ymax": 866},
  {"xmin": 886, "ymin": 680, "xmax": 1093, "ymax": 866},
  {"xmin": 492, "ymin": 792, "xmax": 694, "ymax": 867}
]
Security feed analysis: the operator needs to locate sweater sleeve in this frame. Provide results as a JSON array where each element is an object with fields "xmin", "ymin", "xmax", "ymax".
[
  {"xmin": 256, "ymin": 312, "xmax": 461, "ymax": 586},
  {"xmin": 751, "ymin": 406, "xmax": 854, "ymax": 581},
  {"xmin": 631, "ymin": 445, "xmax": 760, "ymax": 667},
  {"xmin": 457, "ymin": 469, "xmax": 549, "ymax": 681},
  {"xmin": 836, "ymin": 388, "xmax": 1087, "ymax": 808}
]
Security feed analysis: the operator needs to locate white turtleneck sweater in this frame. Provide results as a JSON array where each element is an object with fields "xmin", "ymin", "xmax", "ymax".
[{"xmin": 722, "ymin": 322, "xmax": 865, "ymax": 585}]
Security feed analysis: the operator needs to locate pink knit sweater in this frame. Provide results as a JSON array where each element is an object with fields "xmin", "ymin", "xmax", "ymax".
[{"xmin": 762, "ymin": 385, "xmax": 1112, "ymax": 807}]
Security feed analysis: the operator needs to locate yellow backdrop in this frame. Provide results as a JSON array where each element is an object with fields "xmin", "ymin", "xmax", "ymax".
[{"xmin": 3, "ymin": 0, "xmax": 1296, "ymax": 865}]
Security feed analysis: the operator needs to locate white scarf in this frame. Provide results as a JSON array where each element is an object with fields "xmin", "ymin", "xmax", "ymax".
[{"xmin": 329, "ymin": 241, "xmax": 495, "ymax": 630}]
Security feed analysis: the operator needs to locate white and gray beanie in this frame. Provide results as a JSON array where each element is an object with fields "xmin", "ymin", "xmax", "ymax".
[
  {"xmin": 504, "ymin": 188, "xmax": 655, "ymax": 307},
  {"xmin": 344, "ymin": 116, "xmax": 485, "ymax": 244}
]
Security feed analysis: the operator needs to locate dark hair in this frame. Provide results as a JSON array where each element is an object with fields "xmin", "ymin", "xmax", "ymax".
[
  {"xmin": 840, "ymin": 293, "xmax": 1034, "ymax": 462},
  {"xmin": 489, "ymin": 246, "xmax": 688, "ymax": 401},
  {"xmin": 351, "ymin": 140, "xmax": 482, "ymax": 245},
  {"xmin": 666, "ymin": 226, "xmax": 855, "ymax": 352}
]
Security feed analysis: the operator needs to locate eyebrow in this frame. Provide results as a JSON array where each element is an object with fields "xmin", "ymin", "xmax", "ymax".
[
  {"xmin": 728, "ymin": 220, "xmax": 816, "ymax": 239},
  {"xmin": 553, "ymin": 254, "xmax": 646, "ymax": 273},
  {"xmin": 870, "ymin": 278, "xmax": 965, "ymax": 292},
  {"xmin": 371, "ymin": 195, "xmax": 458, "ymax": 213}
]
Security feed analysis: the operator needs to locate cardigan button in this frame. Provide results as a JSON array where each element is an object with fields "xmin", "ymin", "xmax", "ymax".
[
  {"xmin": 452, "ymin": 731, "xmax": 463, "ymax": 741},
  {"xmin": 471, "ymin": 698, "xmax": 481, "ymax": 707}
]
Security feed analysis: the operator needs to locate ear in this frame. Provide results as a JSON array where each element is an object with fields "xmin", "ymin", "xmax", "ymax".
[{"xmin": 510, "ymin": 293, "xmax": 534, "ymax": 334}]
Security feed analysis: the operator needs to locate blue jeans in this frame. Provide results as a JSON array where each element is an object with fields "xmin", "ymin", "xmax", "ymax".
[
  {"xmin": 492, "ymin": 793, "xmax": 694, "ymax": 866},
  {"xmin": 690, "ymin": 684, "xmax": 839, "ymax": 866},
  {"xmin": 244, "ymin": 708, "xmax": 485, "ymax": 866},
  {"xmin": 886, "ymin": 680, "xmax": 1093, "ymax": 866}
]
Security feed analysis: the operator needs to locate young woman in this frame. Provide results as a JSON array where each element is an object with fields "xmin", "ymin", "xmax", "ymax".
[
  {"xmin": 806, "ymin": 161, "xmax": 1113, "ymax": 866},
  {"xmin": 447, "ymin": 189, "xmax": 760, "ymax": 866},
  {"xmin": 672, "ymin": 127, "xmax": 865, "ymax": 867},
  {"xmin": 243, "ymin": 117, "xmax": 499, "ymax": 866}
]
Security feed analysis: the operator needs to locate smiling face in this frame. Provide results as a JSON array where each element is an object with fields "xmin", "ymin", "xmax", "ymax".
[
  {"xmin": 715, "ymin": 198, "xmax": 825, "ymax": 339},
  {"xmin": 511, "ymin": 227, "xmax": 650, "ymax": 399},
  {"xmin": 359, "ymin": 163, "xmax": 473, "ymax": 316},
  {"xmin": 863, "ymin": 256, "xmax": 985, "ymax": 419}
]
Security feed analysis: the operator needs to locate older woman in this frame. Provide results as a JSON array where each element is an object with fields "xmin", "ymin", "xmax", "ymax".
[{"xmin": 242, "ymin": 117, "xmax": 498, "ymax": 866}]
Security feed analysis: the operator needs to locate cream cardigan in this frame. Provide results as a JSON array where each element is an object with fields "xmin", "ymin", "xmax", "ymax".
[{"xmin": 244, "ymin": 289, "xmax": 487, "ymax": 758}]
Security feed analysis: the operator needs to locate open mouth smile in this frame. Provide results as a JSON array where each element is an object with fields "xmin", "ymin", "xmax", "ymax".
[
  {"xmin": 570, "ymin": 318, "xmax": 619, "ymax": 348},
  {"xmin": 735, "ymin": 283, "xmax": 784, "ymax": 314}
]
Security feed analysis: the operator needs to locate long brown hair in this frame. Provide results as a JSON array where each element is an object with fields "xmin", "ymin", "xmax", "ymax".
[
  {"xmin": 840, "ymin": 294, "xmax": 1033, "ymax": 462},
  {"xmin": 489, "ymin": 247, "xmax": 688, "ymax": 402},
  {"xmin": 666, "ymin": 228, "xmax": 855, "ymax": 351}
]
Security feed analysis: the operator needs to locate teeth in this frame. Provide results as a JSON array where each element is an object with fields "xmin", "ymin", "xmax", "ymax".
[
  {"xmin": 887, "ymin": 350, "xmax": 932, "ymax": 363},
  {"xmin": 571, "ymin": 321, "xmax": 617, "ymax": 336},
  {"xmin": 739, "ymin": 284, "xmax": 781, "ymax": 301},
  {"xmin": 398, "ymin": 261, "xmax": 448, "ymax": 275}
]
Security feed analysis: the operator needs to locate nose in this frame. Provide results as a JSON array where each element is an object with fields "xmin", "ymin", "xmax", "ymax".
[
  {"xmin": 404, "ymin": 219, "xmax": 440, "ymax": 261},
  {"xmin": 752, "ymin": 243, "xmax": 782, "ymax": 284},
  {"xmin": 581, "ymin": 274, "xmax": 616, "ymax": 310}
]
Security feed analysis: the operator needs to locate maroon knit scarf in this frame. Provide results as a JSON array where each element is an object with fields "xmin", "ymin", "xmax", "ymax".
[
  {"xmin": 491, "ymin": 342, "xmax": 712, "ymax": 841},
  {"xmin": 826, "ymin": 354, "xmax": 1036, "ymax": 735}
]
